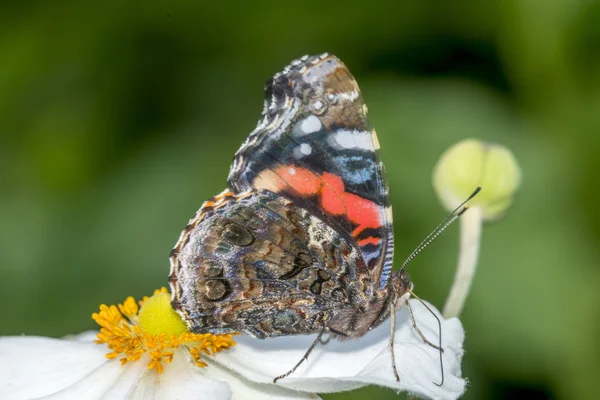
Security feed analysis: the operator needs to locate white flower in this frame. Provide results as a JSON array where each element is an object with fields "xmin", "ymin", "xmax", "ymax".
[{"xmin": 0, "ymin": 290, "xmax": 466, "ymax": 400}]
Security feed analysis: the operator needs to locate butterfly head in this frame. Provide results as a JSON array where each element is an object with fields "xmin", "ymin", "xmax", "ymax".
[{"xmin": 390, "ymin": 268, "xmax": 413, "ymax": 308}]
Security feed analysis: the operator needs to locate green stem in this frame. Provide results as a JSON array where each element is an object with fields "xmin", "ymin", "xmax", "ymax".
[{"xmin": 442, "ymin": 206, "xmax": 483, "ymax": 318}]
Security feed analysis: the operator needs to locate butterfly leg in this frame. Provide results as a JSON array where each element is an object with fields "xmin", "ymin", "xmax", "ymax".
[
  {"xmin": 319, "ymin": 332, "xmax": 332, "ymax": 345},
  {"xmin": 406, "ymin": 301, "xmax": 442, "ymax": 351},
  {"xmin": 406, "ymin": 294, "xmax": 445, "ymax": 386},
  {"xmin": 273, "ymin": 326, "xmax": 326, "ymax": 383},
  {"xmin": 389, "ymin": 300, "xmax": 400, "ymax": 381}
]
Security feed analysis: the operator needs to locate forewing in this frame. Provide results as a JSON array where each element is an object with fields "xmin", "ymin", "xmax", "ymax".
[
  {"xmin": 228, "ymin": 53, "xmax": 394, "ymax": 287},
  {"xmin": 169, "ymin": 189, "xmax": 370, "ymax": 338}
]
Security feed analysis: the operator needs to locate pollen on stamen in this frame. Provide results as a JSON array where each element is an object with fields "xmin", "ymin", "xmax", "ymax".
[{"xmin": 92, "ymin": 287, "xmax": 236, "ymax": 373}]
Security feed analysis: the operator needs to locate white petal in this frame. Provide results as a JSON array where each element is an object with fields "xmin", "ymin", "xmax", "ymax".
[
  {"xmin": 128, "ymin": 349, "xmax": 231, "ymax": 400},
  {"xmin": 0, "ymin": 335, "xmax": 233, "ymax": 400},
  {"xmin": 203, "ymin": 360, "xmax": 320, "ymax": 400},
  {"xmin": 100, "ymin": 361, "xmax": 148, "ymax": 400},
  {"xmin": 0, "ymin": 336, "xmax": 129, "ymax": 400},
  {"xmin": 64, "ymin": 330, "xmax": 100, "ymax": 343},
  {"xmin": 214, "ymin": 299, "xmax": 466, "ymax": 400},
  {"xmin": 42, "ymin": 358, "xmax": 143, "ymax": 400}
]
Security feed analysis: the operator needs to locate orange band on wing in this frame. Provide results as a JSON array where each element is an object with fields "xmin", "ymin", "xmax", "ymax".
[
  {"xmin": 255, "ymin": 166, "xmax": 322, "ymax": 196},
  {"xmin": 253, "ymin": 166, "xmax": 383, "ymax": 239},
  {"xmin": 320, "ymin": 172, "xmax": 346, "ymax": 215},
  {"xmin": 344, "ymin": 192, "xmax": 381, "ymax": 229},
  {"xmin": 357, "ymin": 237, "xmax": 381, "ymax": 247}
]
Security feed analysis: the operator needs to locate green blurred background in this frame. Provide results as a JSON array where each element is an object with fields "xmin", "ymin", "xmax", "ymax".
[{"xmin": 1, "ymin": 1, "xmax": 599, "ymax": 399}]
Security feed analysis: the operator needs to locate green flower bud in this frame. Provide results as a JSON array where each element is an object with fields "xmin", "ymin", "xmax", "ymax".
[{"xmin": 433, "ymin": 139, "xmax": 521, "ymax": 221}]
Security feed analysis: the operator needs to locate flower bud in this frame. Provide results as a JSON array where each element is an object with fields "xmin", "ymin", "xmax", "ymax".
[{"xmin": 433, "ymin": 139, "xmax": 521, "ymax": 221}]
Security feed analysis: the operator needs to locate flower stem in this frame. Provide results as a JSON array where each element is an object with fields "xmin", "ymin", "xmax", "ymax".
[{"xmin": 442, "ymin": 205, "xmax": 483, "ymax": 318}]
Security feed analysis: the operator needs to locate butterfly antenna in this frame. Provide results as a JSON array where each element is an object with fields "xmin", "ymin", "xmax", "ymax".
[{"xmin": 400, "ymin": 187, "xmax": 481, "ymax": 272}]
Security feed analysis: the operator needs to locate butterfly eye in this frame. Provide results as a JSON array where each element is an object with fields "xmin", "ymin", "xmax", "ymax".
[{"xmin": 309, "ymin": 97, "xmax": 328, "ymax": 115}]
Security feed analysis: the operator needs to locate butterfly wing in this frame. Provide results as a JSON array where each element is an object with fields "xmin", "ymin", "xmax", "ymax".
[
  {"xmin": 228, "ymin": 54, "xmax": 394, "ymax": 287},
  {"xmin": 169, "ymin": 189, "xmax": 372, "ymax": 338}
]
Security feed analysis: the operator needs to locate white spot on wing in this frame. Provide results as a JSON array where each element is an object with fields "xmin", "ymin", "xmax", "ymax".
[
  {"xmin": 293, "ymin": 143, "xmax": 313, "ymax": 159},
  {"xmin": 328, "ymin": 129, "xmax": 375, "ymax": 151},
  {"xmin": 338, "ymin": 90, "xmax": 359, "ymax": 102},
  {"xmin": 293, "ymin": 115, "xmax": 322, "ymax": 137},
  {"xmin": 300, "ymin": 143, "xmax": 312, "ymax": 155}
]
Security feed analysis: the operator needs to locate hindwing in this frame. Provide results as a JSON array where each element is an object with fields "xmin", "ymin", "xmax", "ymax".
[{"xmin": 169, "ymin": 189, "xmax": 373, "ymax": 338}]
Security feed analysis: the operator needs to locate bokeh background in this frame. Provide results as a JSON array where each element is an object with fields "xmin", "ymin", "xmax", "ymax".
[{"xmin": 2, "ymin": 1, "xmax": 600, "ymax": 399}]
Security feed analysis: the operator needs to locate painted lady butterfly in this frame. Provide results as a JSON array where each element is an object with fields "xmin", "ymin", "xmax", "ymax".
[{"xmin": 169, "ymin": 53, "xmax": 440, "ymax": 383}]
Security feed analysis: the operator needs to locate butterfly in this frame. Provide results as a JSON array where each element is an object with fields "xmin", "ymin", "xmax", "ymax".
[{"xmin": 168, "ymin": 53, "xmax": 442, "ymax": 383}]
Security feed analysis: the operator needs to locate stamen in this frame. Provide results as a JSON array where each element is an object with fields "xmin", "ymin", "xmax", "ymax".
[{"xmin": 92, "ymin": 287, "xmax": 236, "ymax": 373}]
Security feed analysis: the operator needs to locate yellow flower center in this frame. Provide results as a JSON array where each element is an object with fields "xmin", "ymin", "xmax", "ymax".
[
  {"xmin": 138, "ymin": 291, "xmax": 188, "ymax": 336},
  {"xmin": 92, "ymin": 287, "xmax": 236, "ymax": 373}
]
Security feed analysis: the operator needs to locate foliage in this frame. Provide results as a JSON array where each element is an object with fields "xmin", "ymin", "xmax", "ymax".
[{"xmin": 1, "ymin": 1, "xmax": 599, "ymax": 398}]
